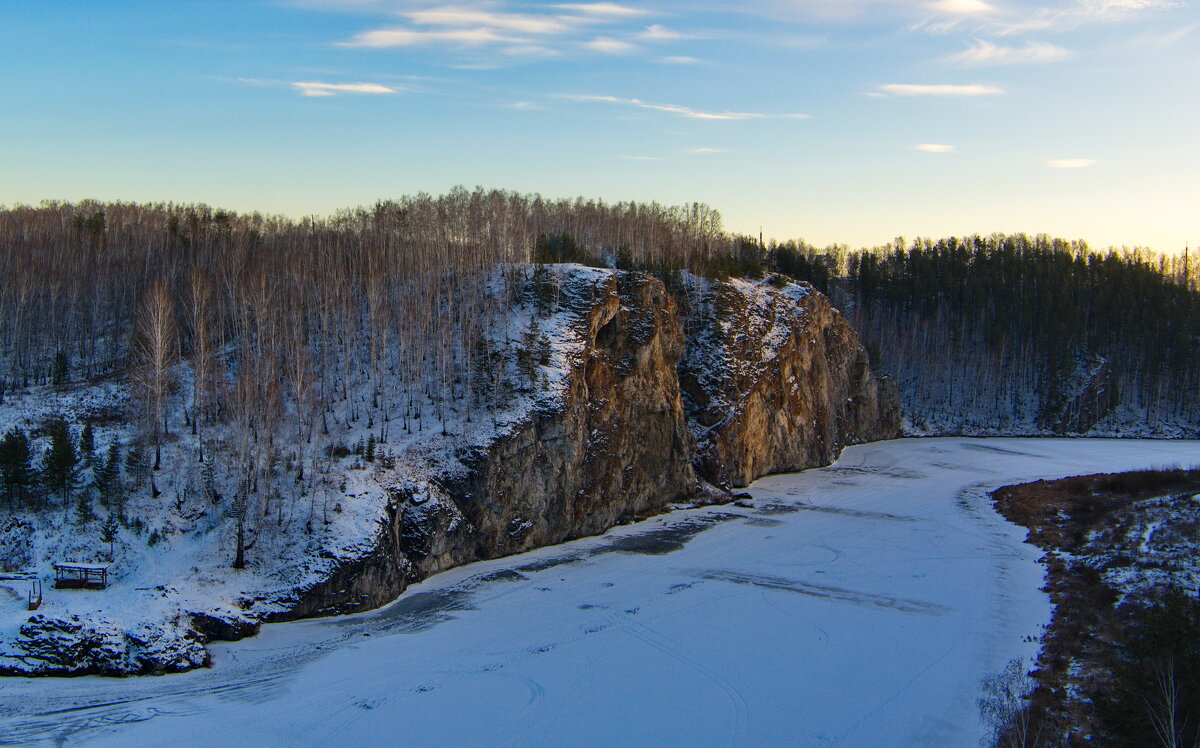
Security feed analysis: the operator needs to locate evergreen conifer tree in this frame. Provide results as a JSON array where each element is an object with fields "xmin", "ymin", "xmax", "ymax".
[
  {"xmin": 74, "ymin": 489, "xmax": 94, "ymax": 524},
  {"xmin": 42, "ymin": 417, "xmax": 77, "ymax": 504},
  {"xmin": 80, "ymin": 423, "xmax": 95, "ymax": 465},
  {"xmin": 94, "ymin": 441, "xmax": 119, "ymax": 502},
  {"xmin": 51, "ymin": 350, "xmax": 69, "ymax": 387},
  {"xmin": 0, "ymin": 428, "xmax": 34, "ymax": 506},
  {"xmin": 100, "ymin": 514, "xmax": 120, "ymax": 559}
]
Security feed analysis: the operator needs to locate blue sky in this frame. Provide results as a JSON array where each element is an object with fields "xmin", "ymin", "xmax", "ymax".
[{"xmin": 1, "ymin": 0, "xmax": 1196, "ymax": 251}]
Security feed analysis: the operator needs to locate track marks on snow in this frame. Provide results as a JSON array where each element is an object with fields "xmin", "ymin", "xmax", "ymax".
[{"xmin": 694, "ymin": 570, "xmax": 949, "ymax": 617}]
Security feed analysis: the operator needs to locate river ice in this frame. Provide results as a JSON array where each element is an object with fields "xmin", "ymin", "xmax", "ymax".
[{"xmin": 2, "ymin": 437, "xmax": 1198, "ymax": 746}]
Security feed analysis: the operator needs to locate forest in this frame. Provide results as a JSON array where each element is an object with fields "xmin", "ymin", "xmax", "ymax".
[
  {"xmin": 760, "ymin": 235, "xmax": 1199, "ymax": 434},
  {"xmin": 1, "ymin": 188, "xmax": 1198, "ymax": 554},
  {"xmin": 0, "ymin": 189, "xmax": 726, "ymax": 565}
]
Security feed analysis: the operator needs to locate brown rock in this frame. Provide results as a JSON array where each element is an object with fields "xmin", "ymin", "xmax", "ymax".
[
  {"xmin": 678, "ymin": 276, "xmax": 900, "ymax": 488},
  {"xmin": 284, "ymin": 268, "xmax": 900, "ymax": 618}
]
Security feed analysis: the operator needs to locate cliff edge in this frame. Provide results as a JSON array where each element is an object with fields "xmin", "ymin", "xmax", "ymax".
[
  {"xmin": 282, "ymin": 270, "xmax": 898, "ymax": 620},
  {"xmin": 0, "ymin": 266, "xmax": 898, "ymax": 675}
]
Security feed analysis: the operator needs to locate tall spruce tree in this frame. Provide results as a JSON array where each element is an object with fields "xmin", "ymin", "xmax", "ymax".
[
  {"xmin": 42, "ymin": 417, "xmax": 77, "ymax": 504},
  {"xmin": 96, "ymin": 441, "xmax": 126, "ymax": 521},
  {"xmin": 0, "ymin": 427, "xmax": 34, "ymax": 506},
  {"xmin": 79, "ymin": 422, "xmax": 95, "ymax": 465}
]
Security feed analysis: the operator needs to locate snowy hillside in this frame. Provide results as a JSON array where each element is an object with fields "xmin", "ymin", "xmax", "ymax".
[{"xmin": 0, "ymin": 265, "xmax": 611, "ymax": 675}]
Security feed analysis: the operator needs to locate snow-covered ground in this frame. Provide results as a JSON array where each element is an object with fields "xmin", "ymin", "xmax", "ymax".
[{"xmin": 1, "ymin": 437, "xmax": 1197, "ymax": 747}]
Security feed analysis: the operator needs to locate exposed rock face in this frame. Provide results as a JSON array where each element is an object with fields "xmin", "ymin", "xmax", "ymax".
[
  {"xmin": 2, "ymin": 268, "xmax": 900, "ymax": 672},
  {"xmin": 285, "ymin": 270, "xmax": 899, "ymax": 618},
  {"xmin": 678, "ymin": 277, "xmax": 901, "ymax": 488},
  {"xmin": 283, "ymin": 270, "xmax": 702, "ymax": 618},
  {"xmin": 11, "ymin": 613, "xmax": 211, "ymax": 676},
  {"xmin": 1046, "ymin": 359, "xmax": 1121, "ymax": 434},
  {"xmin": 441, "ymin": 272, "xmax": 697, "ymax": 560}
]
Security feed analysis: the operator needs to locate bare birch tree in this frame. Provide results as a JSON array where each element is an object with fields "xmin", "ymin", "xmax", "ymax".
[{"xmin": 131, "ymin": 279, "xmax": 177, "ymax": 474}]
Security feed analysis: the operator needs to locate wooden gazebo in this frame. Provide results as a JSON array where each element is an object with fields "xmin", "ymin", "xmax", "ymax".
[{"xmin": 52, "ymin": 562, "xmax": 110, "ymax": 589}]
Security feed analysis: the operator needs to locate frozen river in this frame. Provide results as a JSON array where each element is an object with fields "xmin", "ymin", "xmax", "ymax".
[{"xmin": 2, "ymin": 437, "xmax": 1198, "ymax": 747}]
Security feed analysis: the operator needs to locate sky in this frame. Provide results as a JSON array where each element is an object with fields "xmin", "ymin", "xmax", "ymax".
[{"xmin": 1, "ymin": 0, "xmax": 1196, "ymax": 252}]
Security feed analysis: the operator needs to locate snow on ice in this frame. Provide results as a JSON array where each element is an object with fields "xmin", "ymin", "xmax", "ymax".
[{"xmin": 2, "ymin": 437, "xmax": 1197, "ymax": 746}]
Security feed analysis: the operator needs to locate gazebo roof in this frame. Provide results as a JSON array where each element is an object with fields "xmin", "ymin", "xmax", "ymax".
[{"xmin": 53, "ymin": 562, "xmax": 110, "ymax": 571}]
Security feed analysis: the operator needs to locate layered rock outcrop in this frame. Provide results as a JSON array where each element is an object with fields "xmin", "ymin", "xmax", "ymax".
[
  {"xmin": 283, "ymin": 271, "xmax": 703, "ymax": 617},
  {"xmin": 678, "ymin": 277, "xmax": 901, "ymax": 488},
  {"xmin": 284, "ymin": 269, "xmax": 898, "ymax": 619}
]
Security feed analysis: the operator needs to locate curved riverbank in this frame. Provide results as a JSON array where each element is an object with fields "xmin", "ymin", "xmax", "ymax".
[{"xmin": 1, "ymin": 437, "xmax": 1197, "ymax": 746}]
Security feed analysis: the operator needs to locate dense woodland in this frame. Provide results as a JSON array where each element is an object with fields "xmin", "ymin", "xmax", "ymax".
[
  {"xmin": 1, "ymin": 190, "xmax": 1198, "ymax": 553},
  {"xmin": 0, "ymin": 189, "xmax": 724, "ymax": 389},
  {"xmin": 0, "ymin": 190, "xmax": 727, "ymax": 564},
  {"xmin": 760, "ymin": 235, "xmax": 1200, "ymax": 433}
]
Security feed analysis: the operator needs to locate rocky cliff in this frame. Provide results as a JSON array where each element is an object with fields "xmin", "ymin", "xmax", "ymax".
[
  {"xmin": 1, "ymin": 266, "xmax": 899, "ymax": 673},
  {"xmin": 282, "ymin": 269, "xmax": 898, "ymax": 619},
  {"xmin": 678, "ymin": 277, "xmax": 901, "ymax": 489},
  {"xmin": 281, "ymin": 270, "xmax": 704, "ymax": 617}
]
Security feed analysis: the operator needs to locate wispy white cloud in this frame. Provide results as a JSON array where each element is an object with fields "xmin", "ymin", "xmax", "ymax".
[
  {"xmin": 914, "ymin": 0, "xmax": 1183, "ymax": 35},
  {"xmin": 944, "ymin": 39, "xmax": 1072, "ymax": 65},
  {"xmin": 290, "ymin": 80, "xmax": 400, "ymax": 97},
  {"xmin": 639, "ymin": 24, "xmax": 688, "ymax": 41},
  {"xmin": 342, "ymin": 27, "xmax": 525, "ymax": 48},
  {"xmin": 990, "ymin": 0, "xmax": 1183, "ymax": 34},
  {"xmin": 338, "ymin": 2, "xmax": 657, "ymax": 58},
  {"xmin": 553, "ymin": 2, "xmax": 649, "ymax": 17},
  {"xmin": 688, "ymin": 147, "xmax": 724, "ymax": 153},
  {"xmin": 915, "ymin": 143, "xmax": 957, "ymax": 152},
  {"xmin": 1048, "ymin": 158, "xmax": 1097, "ymax": 168},
  {"xmin": 564, "ymin": 94, "xmax": 809, "ymax": 121},
  {"xmin": 659, "ymin": 55, "xmax": 701, "ymax": 64},
  {"xmin": 407, "ymin": 8, "xmax": 571, "ymax": 35},
  {"xmin": 1083, "ymin": 0, "xmax": 1182, "ymax": 11},
  {"xmin": 582, "ymin": 36, "xmax": 637, "ymax": 53},
  {"xmin": 913, "ymin": 0, "xmax": 999, "ymax": 35},
  {"xmin": 878, "ymin": 83, "xmax": 1004, "ymax": 96},
  {"xmin": 927, "ymin": 0, "xmax": 996, "ymax": 14},
  {"xmin": 507, "ymin": 100, "xmax": 544, "ymax": 110}
]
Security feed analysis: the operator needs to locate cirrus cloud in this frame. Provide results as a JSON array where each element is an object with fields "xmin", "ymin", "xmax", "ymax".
[
  {"xmin": 552, "ymin": 2, "xmax": 649, "ymax": 17},
  {"xmin": 944, "ymin": 39, "xmax": 1072, "ymax": 65},
  {"xmin": 406, "ymin": 8, "xmax": 571, "ymax": 35},
  {"xmin": 639, "ymin": 24, "xmax": 689, "ymax": 41},
  {"xmin": 290, "ymin": 81, "xmax": 400, "ymax": 97},
  {"xmin": 342, "ymin": 27, "xmax": 525, "ymax": 48},
  {"xmin": 582, "ymin": 36, "xmax": 637, "ymax": 53},
  {"xmin": 928, "ymin": 0, "xmax": 996, "ymax": 14},
  {"xmin": 878, "ymin": 83, "xmax": 1005, "ymax": 96},
  {"xmin": 563, "ymin": 94, "xmax": 810, "ymax": 121}
]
